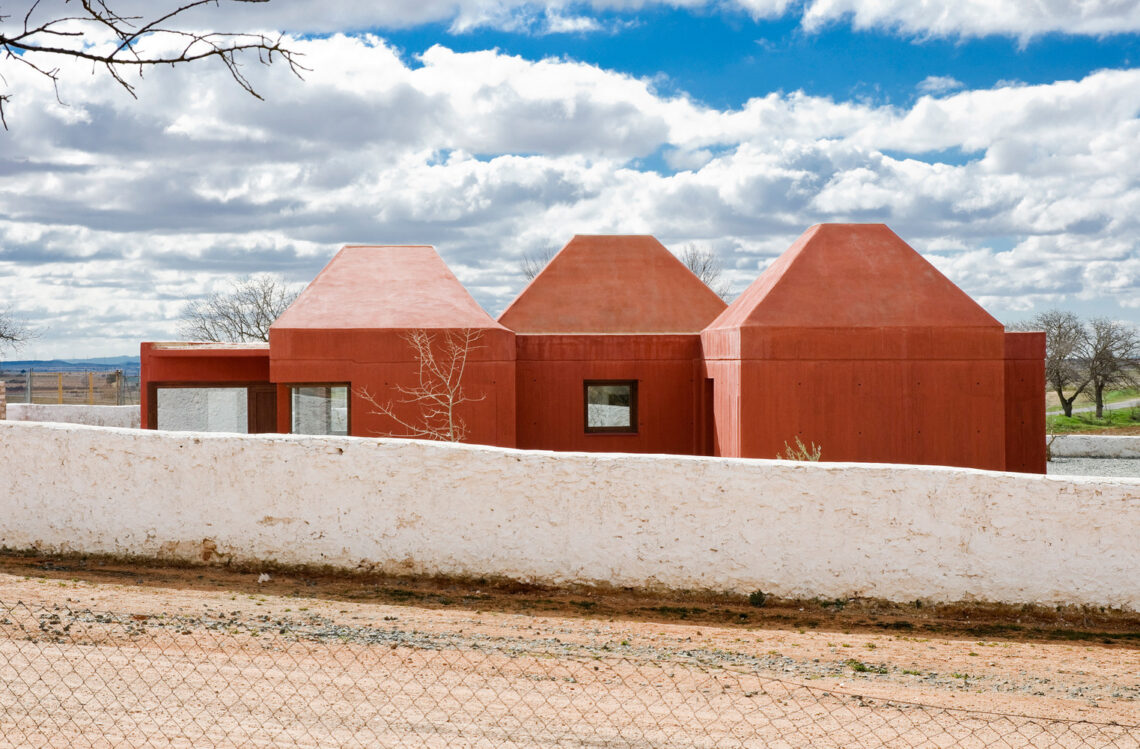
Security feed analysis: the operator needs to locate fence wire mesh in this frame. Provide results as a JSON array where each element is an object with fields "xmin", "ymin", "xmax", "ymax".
[
  {"xmin": 0, "ymin": 371, "xmax": 140, "ymax": 406},
  {"xmin": 1, "ymin": 599, "xmax": 1136, "ymax": 748}
]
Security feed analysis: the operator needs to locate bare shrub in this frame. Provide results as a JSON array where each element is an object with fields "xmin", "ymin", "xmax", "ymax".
[{"xmin": 361, "ymin": 328, "xmax": 485, "ymax": 442}]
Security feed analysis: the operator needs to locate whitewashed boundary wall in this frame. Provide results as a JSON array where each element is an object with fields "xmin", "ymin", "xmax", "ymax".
[
  {"xmin": 1051, "ymin": 434, "xmax": 1140, "ymax": 459},
  {"xmin": 0, "ymin": 421, "xmax": 1137, "ymax": 608},
  {"xmin": 5, "ymin": 404, "xmax": 140, "ymax": 429}
]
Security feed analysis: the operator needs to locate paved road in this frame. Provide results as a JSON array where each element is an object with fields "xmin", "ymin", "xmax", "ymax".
[{"xmin": 1051, "ymin": 396, "xmax": 1140, "ymax": 415}]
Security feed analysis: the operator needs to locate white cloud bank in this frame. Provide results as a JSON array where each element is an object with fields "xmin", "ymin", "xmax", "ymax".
[
  {"xmin": 216, "ymin": 0, "xmax": 1140, "ymax": 37},
  {"xmin": 2, "ymin": 33, "xmax": 1140, "ymax": 355},
  {"xmin": 16, "ymin": 0, "xmax": 1139, "ymax": 38}
]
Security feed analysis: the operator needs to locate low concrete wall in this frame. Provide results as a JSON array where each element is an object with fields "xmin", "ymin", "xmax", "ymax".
[
  {"xmin": 5, "ymin": 404, "xmax": 140, "ymax": 429},
  {"xmin": 1051, "ymin": 434, "xmax": 1140, "ymax": 459},
  {"xmin": 0, "ymin": 421, "xmax": 1137, "ymax": 608}
]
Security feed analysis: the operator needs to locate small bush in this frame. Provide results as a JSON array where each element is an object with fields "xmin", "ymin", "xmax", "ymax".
[
  {"xmin": 748, "ymin": 590, "xmax": 767, "ymax": 608},
  {"xmin": 777, "ymin": 436, "xmax": 822, "ymax": 461},
  {"xmin": 845, "ymin": 659, "xmax": 887, "ymax": 674}
]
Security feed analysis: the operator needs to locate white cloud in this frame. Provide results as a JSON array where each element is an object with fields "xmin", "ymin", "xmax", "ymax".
[
  {"xmin": 14, "ymin": 0, "xmax": 1140, "ymax": 39},
  {"xmin": 4, "ymin": 33, "xmax": 1140, "ymax": 355},
  {"xmin": 797, "ymin": 0, "xmax": 1140, "ymax": 39},
  {"xmin": 916, "ymin": 75, "xmax": 964, "ymax": 95}
]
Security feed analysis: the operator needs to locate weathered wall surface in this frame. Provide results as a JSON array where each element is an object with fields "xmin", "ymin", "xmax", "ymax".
[
  {"xmin": 5, "ymin": 404, "xmax": 140, "ymax": 429},
  {"xmin": 1051, "ymin": 435, "xmax": 1140, "ymax": 459},
  {"xmin": 156, "ymin": 388, "xmax": 248, "ymax": 433},
  {"xmin": 0, "ymin": 421, "xmax": 1136, "ymax": 607}
]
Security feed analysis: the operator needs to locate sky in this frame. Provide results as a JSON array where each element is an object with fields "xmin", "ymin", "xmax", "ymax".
[{"xmin": 3, "ymin": 0, "xmax": 1140, "ymax": 358}]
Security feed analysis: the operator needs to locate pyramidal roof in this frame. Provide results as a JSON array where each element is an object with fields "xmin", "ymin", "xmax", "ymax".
[
  {"xmin": 272, "ymin": 245, "xmax": 505, "ymax": 331},
  {"xmin": 498, "ymin": 235, "xmax": 727, "ymax": 333},
  {"xmin": 707, "ymin": 224, "xmax": 1001, "ymax": 331}
]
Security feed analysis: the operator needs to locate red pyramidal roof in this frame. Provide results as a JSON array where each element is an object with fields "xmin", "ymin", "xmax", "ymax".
[
  {"xmin": 272, "ymin": 245, "xmax": 506, "ymax": 331},
  {"xmin": 498, "ymin": 235, "xmax": 727, "ymax": 333},
  {"xmin": 707, "ymin": 224, "xmax": 1001, "ymax": 331}
]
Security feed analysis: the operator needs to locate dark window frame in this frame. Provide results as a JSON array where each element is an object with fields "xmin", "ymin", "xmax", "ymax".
[
  {"xmin": 288, "ymin": 382, "xmax": 352, "ymax": 436},
  {"xmin": 583, "ymin": 379, "xmax": 638, "ymax": 434}
]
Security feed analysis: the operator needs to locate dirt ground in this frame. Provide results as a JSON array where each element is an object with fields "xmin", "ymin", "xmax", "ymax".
[{"xmin": 1, "ymin": 552, "xmax": 1137, "ymax": 747}]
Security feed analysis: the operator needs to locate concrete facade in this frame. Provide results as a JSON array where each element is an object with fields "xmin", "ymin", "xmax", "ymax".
[{"xmin": 0, "ymin": 421, "xmax": 1134, "ymax": 606}]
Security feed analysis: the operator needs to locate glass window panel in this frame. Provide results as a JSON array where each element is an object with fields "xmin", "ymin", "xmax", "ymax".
[
  {"xmin": 156, "ymin": 387, "xmax": 248, "ymax": 433},
  {"xmin": 586, "ymin": 382, "xmax": 634, "ymax": 430},
  {"xmin": 291, "ymin": 385, "xmax": 349, "ymax": 436}
]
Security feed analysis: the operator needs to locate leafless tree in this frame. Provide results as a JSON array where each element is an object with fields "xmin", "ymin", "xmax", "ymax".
[
  {"xmin": 1085, "ymin": 316, "xmax": 1140, "ymax": 418},
  {"xmin": 519, "ymin": 247, "xmax": 556, "ymax": 282},
  {"xmin": 178, "ymin": 275, "xmax": 300, "ymax": 343},
  {"xmin": 0, "ymin": 305, "xmax": 33, "ymax": 353},
  {"xmin": 1012, "ymin": 309, "xmax": 1091, "ymax": 418},
  {"xmin": 361, "ymin": 328, "xmax": 485, "ymax": 442},
  {"xmin": 0, "ymin": 0, "xmax": 305, "ymax": 128},
  {"xmin": 679, "ymin": 244, "xmax": 730, "ymax": 300}
]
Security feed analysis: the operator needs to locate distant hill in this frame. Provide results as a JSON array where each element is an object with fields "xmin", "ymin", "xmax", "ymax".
[
  {"xmin": 0, "ymin": 356, "xmax": 141, "ymax": 375},
  {"xmin": 73, "ymin": 355, "xmax": 138, "ymax": 367}
]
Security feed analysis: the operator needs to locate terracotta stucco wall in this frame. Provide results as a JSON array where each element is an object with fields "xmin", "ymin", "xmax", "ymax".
[
  {"xmin": 735, "ymin": 358, "xmax": 1007, "ymax": 468},
  {"xmin": 1004, "ymin": 332, "xmax": 1046, "ymax": 474},
  {"xmin": 704, "ymin": 327, "xmax": 1011, "ymax": 469},
  {"xmin": 514, "ymin": 335, "xmax": 704, "ymax": 454},
  {"xmin": 270, "ymin": 328, "xmax": 516, "ymax": 447},
  {"xmin": 140, "ymin": 343, "xmax": 272, "ymax": 432}
]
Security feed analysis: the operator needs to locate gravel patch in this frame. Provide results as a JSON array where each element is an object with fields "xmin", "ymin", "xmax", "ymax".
[{"xmin": 1047, "ymin": 457, "xmax": 1140, "ymax": 478}]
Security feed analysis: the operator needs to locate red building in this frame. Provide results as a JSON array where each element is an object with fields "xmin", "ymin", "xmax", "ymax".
[{"xmin": 142, "ymin": 224, "xmax": 1046, "ymax": 473}]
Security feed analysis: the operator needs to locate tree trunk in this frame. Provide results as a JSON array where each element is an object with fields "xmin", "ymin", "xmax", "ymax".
[
  {"xmin": 1059, "ymin": 392, "xmax": 1076, "ymax": 417},
  {"xmin": 1094, "ymin": 383, "xmax": 1105, "ymax": 419}
]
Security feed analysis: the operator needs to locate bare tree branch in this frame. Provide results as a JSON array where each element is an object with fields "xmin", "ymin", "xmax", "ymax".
[
  {"xmin": 679, "ymin": 244, "xmax": 731, "ymax": 301},
  {"xmin": 1085, "ymin": 316, "xmax": 1140, "ymax": 418},
  {"xmin": 0, "ymin": 0, "xmax": 306, "ymax": 128},
  {"xmin": 178, "ymin": 274, "xmax": 300, "ymax": 343},
  {"xmin": 519, "ymin": 247, "xmax": 556, "ymax": 282},
  {"xmin": 360, "ymin": 328, "xmax": 486, "ymax": 442},
  {"xmin": 1011, "ymin": 309, "xmax": 1091, "ymax": 418},
  {"xmin": 0, "ymin": 305, "xmax": 35, "ymax": 353}
]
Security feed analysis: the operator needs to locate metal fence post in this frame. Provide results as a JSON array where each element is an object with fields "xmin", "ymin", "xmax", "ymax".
[{"xmin": 26, "ymin": 368, "xmax": 31, "ymax": 404}]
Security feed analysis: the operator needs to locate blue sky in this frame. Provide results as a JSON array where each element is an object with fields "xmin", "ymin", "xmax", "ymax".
[
  {"xmin": 3, "ymin": 0, "xmax": 1140, "ymax": 357},
  {"xmin": 384, "ymin": 10, "xmax": 1140, "ymax": 111}
]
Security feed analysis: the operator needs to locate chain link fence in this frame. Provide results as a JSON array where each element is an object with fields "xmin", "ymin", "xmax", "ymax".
[
  {"xmin": 0, "ymin": 370, "xmax": 140, "ymax": 406},
  {"xmin": 1, "ymin": 599, "xmax": 1137, "ymax": 748}
]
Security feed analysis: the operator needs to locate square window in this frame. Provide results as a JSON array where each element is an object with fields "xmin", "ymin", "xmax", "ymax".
[
  {"xmin": 291, "ymin": 385, "xmax": 349, "ymax": 436},
  {"xmin": 584, "ymin": 380, "xmax": 637, "ymax": 433}
]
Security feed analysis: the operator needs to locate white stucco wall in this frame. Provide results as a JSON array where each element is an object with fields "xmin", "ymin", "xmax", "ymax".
[
  {"xmin": 1051, "ymin": 434, "xmax": 1140, "ymax": 458},
  {"xmin": 5, "ymin": 404, "xmax": 140, "ymax": 429},
  {"xmin": 0, "ymin": 421, "xmax": 1137, "ymax": 608},
  {"xmin": 156, "ymin": 387, "xmax": 247, "ymax": 433}
]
